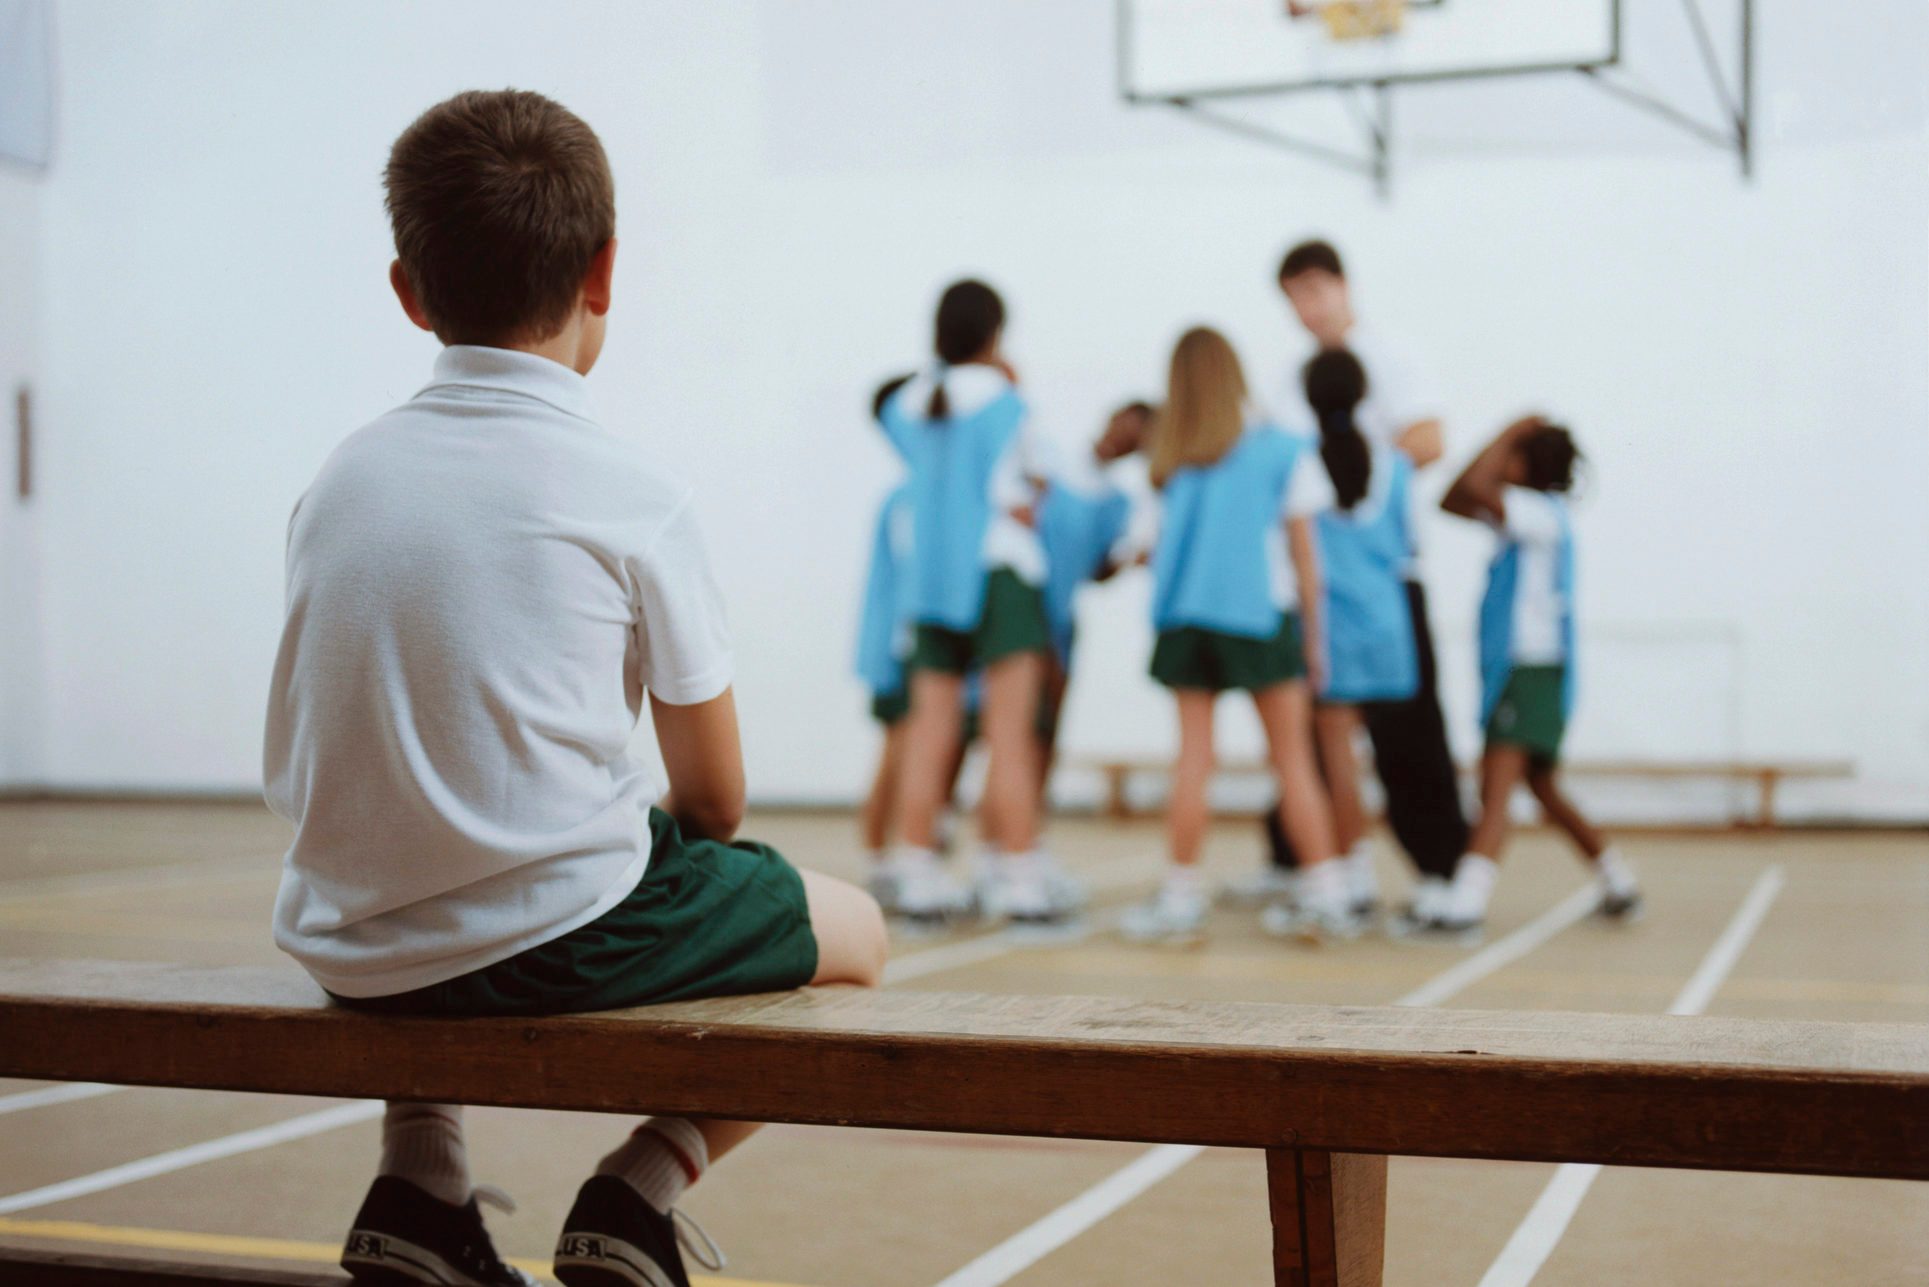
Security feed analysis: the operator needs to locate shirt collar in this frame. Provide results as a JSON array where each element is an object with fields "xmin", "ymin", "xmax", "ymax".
[{"xmin": 424, "ymin": 345, "xmax": 593, "ymax": 420}]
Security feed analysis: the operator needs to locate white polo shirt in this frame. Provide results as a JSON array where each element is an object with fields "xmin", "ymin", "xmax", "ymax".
[{"xmin": 265, "ymin": 346, "xmax": 733, "ymax": 998}]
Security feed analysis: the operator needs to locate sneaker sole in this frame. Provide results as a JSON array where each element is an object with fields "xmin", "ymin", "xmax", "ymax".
[
  {"xmin": 555, "ymin": 1235, "xmax": 680, "ymax": 1287},
  {"xmin": 343, "ymin": 1235, "xmax": 495, "ymax": 1287}
]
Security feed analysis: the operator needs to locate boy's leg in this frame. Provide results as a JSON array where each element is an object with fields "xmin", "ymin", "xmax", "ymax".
[
  {"xmin": 379, "ymin": 1102, "xmax": 469, "ymax": 1205},
  {"xmin": 561, "ymin": 870, "xmax": 887, "ymax": 1283}
]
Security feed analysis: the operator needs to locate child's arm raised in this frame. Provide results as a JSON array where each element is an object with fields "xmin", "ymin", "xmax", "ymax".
[
  {"xmin": 652, "ymin": 688, "xmax": 747, "ymax": 842},
  {"xmin": 1440, "ymin": 415, "xmax": 1542, "ymax": 522}
]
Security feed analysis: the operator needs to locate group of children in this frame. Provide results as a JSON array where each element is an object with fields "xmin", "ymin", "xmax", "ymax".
[{"xmin": 855, "ymin": 278, "xmax": 1640, "ymax": 943}]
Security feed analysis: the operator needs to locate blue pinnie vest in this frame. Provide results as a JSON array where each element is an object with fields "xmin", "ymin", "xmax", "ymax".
[
  {"xmin": 1151, "ymin": 424, "xmax": 1312, "ymax": 640},
  {"xmin": 1477, "ymin": 495, "xmax": 1578, "ymax": 723},
  {"xmin": 1316, "ymin": 451, "xmax": 1418, "ymax": 704},
  {"xmin": 854, "ymin": 484, "xmax": 916, "ymax": 698},
  {"xmin": 880, "ymin": 376, "xmax": 1028, "ymax": 632},
  {"xmin": 1037, "ymin": 480, "xmax": 1130, "ymax": 665}
]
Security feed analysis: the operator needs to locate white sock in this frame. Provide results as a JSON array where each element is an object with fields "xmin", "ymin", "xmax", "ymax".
[
  {"xmin": 1344, "ymin": 842, "xmax": 1379, "ymax": 902},
  {"xmin": 1594, "ymin": 846, "xmax": 1637, "ymax": 898},
  {"xmin": 380, "ymin": 1103, "xmax": 469, "ymax": 1207},
  {"xmin": 1161, "ymin": 864, "xmax": 1202, "ymax": 901},
  {"xmin": 1300, "ymin": 858, "xmax": 1348, "ymax": 914},
  {"xmin": 596, "ymin": 1117, "xmax": 709, "ymax": 1214},
  {"xmin": 1449, "ymin": 855, "xmax": 1499, "ymax": 921}
]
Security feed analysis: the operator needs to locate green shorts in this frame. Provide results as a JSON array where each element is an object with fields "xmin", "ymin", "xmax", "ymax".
[
  {"xmin": 1485, "ymin": 664, "xmax": 1568, "ymax": 765},
  {"xmin": 911, "ymin": 569, "xmax": 1050, "ymax": 675},
  {"xmin": 871, "ymin": 688, "xmax": 910, "ymax": 727},
  {"xmin": 329, "ymin": 809, "xmax": 818, "ymax": 1017},
  {"xmin": 1150, "ymin": 614, "xmax": 1307, "ymax": 693}
]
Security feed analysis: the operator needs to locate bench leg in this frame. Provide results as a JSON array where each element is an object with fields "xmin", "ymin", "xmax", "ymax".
[{"xmin": 1266, "ymin": 1148, "xmax": 1387, "ymax": 1286}]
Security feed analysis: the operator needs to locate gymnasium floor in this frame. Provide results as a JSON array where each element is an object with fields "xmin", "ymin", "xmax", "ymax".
[{"xmin": 1, "ymin": 802, "xmax": 1925, "ymax": 1286}]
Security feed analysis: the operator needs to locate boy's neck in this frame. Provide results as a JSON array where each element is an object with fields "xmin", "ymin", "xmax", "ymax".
[{"xmin": 497, "ymin": 315, "xmax": 593, "ymax": 376}]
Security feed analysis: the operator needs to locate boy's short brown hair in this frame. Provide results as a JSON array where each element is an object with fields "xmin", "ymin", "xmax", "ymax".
[{"xmin": 384, "ymin": 89, "xmax": 615, "ymax": 346}]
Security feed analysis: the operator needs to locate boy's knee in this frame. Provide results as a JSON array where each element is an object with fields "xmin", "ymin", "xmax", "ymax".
[{"xmin": 802, "ymin": 869, "xmax": 889, "ymax": 989}]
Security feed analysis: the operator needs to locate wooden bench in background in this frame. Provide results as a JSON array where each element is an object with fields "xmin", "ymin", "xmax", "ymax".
[
  {"xmin": 3, "ymin": 959, "xmax": 1925, "ymax": 1286},
  {"xmin": 1078, "ymin": 757, "xmax": 1855, "ymax": 830}
]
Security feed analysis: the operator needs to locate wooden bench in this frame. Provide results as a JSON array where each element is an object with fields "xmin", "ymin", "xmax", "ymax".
[
  {"xmin": 2, "ymin": 959, "xmax": 1925, "ymax": 1286},
  {"xmin": 1079, "ymin": 757, "xmax": 1855, "ymax": 830}
]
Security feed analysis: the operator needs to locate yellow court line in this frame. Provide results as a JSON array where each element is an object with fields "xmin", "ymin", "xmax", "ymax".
[{"xmin": 0, "ymin": 1216, "xmax": 809, "ymax": 1287}]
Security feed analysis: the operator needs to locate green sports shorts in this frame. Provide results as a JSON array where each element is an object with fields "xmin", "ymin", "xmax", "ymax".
[
  {"xmin": 911, "ymin": 569, "xmax": 1051, "ymax": 675},
  {"xmin": 871, "ymin": 687, "xmax": 910, "ymax": 727},
  {"xmin": 328, "ymin": 809, "xmax": 818, "ymax": 1017},
  {"xmin": 1150, "ymin": 613, "xmax": 1307, "ymax": 693},
  {"xmin": 1485, "ymin": 664, "xmax": 1568, "ymax": 766}
]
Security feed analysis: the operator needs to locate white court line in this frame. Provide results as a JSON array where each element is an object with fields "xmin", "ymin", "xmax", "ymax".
[
  {"xmin": 0, "ymin": 1082, "xmax": 123, "ymax": 1116},
  {"xmin": 928, "ymin": 881, "xmax": 1605, "ymax": 1287},
  {"xmin": 933, "ymin": 1143, "xmax": 1206, "ymax": 1287},
  {"xmin": 1395, "ymin": 883, "xmax": 1602, "ymax": 1008},
  {"xmin": 0, "ymin": 1101, "xmax": 383, "ymax": 1215},
  {"xmin": 1477, "ymin": 865, "xmax": 1786, "ymax": 1287}
]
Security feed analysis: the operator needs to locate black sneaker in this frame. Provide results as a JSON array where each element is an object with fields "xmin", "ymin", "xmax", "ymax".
[
  {"xmin": 341, "ymin": 1177, "xmax": 535, "ymax": 1287},
  {"xmin": 554, "ymin": 1176, "xmax": 725, "ymax": 1287},
  {"xmin": 1598, "ymin": 888, "xmax": 1644, "ymax": 922}
]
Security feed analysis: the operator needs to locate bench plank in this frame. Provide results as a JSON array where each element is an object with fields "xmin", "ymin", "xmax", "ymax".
[
  {"xmin": 3, "ymin": 960, "xmax": 1924, "ymax": 1180},
  {"xmin": 0, "ymin": 1247, "xmax": 343, "ymax": 1287}
]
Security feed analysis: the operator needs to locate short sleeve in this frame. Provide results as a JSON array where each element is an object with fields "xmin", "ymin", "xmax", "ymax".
[
  {"xmin": 1282, "ymin": 448, "xmax": 1336, "ymax": 519},
  {"xmin": 631, "ymin": 497, "xmax": 735, "ymax": 706},
  {"xmin": 1498, "ymin": 485, "xmax": 1562, "ymax": 544}
]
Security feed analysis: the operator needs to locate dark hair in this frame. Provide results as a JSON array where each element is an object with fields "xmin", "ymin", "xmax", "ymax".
[
  {"xmin": 1278, "ymin": 239, "xmax": 1345, "ymax": 284},
  {"xmin": 872, "ymin": 372, "xmax": 914, "ymax": 422},
  {"xmin": 927, "ymin": 279, "xmax": 1005, "ymax": 419},
  {"xmin": 1520, "ymin": 424, "xmax": 1581, "ymax": 493},
  {"xmin": 384, "ymin": 89, "xmax": 616, "ymax": 346},
  {"xmin": 1304, "ymin": 349, "xmax": 1371, "ymax": 510}
]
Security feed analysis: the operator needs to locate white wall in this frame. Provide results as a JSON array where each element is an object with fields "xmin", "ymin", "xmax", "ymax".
[
  {"xmin": 0, "ymin": 161, "xmax": 46, "ymax": 786},
  {"xmin": 28, "ymin": 0, "xmax": 1929, "ymax": 819}
]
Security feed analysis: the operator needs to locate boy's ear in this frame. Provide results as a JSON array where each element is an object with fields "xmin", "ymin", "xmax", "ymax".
[
  {"xmin": 583, "ymin": 238, "xmax": 617, "ymax": 317},
  {"xmin": 389, "ymin": 261, "xmax": 434, "ymax": 333}
]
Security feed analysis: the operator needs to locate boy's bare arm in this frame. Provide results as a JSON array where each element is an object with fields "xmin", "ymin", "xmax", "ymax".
[{"xmin": 652, "ymin": 688, "xmax": 747, "ymax": 842}]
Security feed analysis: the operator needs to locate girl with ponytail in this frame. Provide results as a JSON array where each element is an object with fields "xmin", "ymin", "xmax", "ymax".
[
  {"xmin": 1302, "ymin": 349, "xmax": 1422, "ymax": 916},
  {"xmin": 874, "ymin": 279, "xmax": 1078, "ymax": 923}
]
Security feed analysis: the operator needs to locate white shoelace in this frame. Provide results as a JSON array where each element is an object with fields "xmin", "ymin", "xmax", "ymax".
[{"xmin": 672, "ymin": 1208, "xmax": 727, "ymax": 1271}]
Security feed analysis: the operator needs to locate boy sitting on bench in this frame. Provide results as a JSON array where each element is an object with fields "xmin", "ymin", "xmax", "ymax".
[{"xmin": 262, "ymin": 89, "xmax": 887, "ymax": 1287}]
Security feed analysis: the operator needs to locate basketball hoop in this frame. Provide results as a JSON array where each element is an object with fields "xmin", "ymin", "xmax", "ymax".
[{"xmin": 1285, "ymin": 0, "xmax": 1407, "ymax": 42}]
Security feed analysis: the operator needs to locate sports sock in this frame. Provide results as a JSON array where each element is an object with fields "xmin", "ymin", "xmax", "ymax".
[
  {"xmin": 1299, "ymin": 857, "xmax": 1349, "ymax": 914},
  {"xmin": 1160, "ymin": 863, "xmax": 1202, "ymax": 900},
  {"xmin": 596, "ymin": 1117, "xmax": 709, "ymax": 1214},
  {"xmin": 379, "ymin": 1102, "xmax": 469, "ymax": 1207},
  {"xmin": 1412, "ymin": 875, "xmax": 1451, "ymax": 921},
  {"xmin": 1448, "ymin": 854, "xmax": 1499, "ymax": 921},
  {"xmin": 1594, "ymin": 846, "xmax": 1637, "ymax": 897},
  {"xmin": 1344, "ymin": 842, "xmax": 1379, "ymax": 903}
]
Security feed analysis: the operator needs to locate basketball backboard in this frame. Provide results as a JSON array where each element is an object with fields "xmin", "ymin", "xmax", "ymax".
[{"xmin": 1120, "ymin": 0, "xmax": 1621, "ymax": 100}]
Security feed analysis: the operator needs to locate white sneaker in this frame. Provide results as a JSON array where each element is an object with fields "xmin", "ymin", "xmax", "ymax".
[
  {"xmin": 1216, "ymin": 866, "xmax": 1301, "ymax": 908},
  {"xmin": 987, "ymin": 851, "xmax": 1083, "ymax": 924},
  {"xmin": 1260, "ymin": 898, "xmax": 1367, "ymax": 944},
  {"xmin": 864, "ymin": 863, "xmax": 903, "ymax": 916},
  {"xmin": 1344, "ymin": 843, "xmax": 1381, "ymax": 917},
  {"xmin": 891, "ymin": 848, "xmax": 973, "ymax": 922},
  {"xmin": 1121, "ymin": 884, "xmax": 1208, "ymax": 944}
]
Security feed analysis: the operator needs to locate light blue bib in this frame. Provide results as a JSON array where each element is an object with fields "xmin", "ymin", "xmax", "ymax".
[
  {"xmin": 1317, "ymin": 452, "xmax": 1418, "ymax": 703},
  {"xmin": 1477, "ymin": 496, "xmax": 1577, "ymax": 723},
  {"xmin": 1151, "ymin": 425, "xmax": 1309, "ymax": 640}
]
